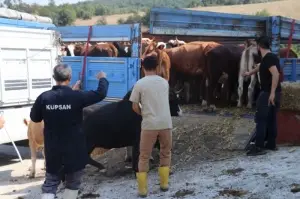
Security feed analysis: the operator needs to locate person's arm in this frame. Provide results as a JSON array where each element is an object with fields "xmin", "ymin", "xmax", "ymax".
[
  {"xmin": 0, "ymin": 115, "xmax": 5, "ymax": 129},
  {"xmin": 269, "ymin": 65, "xmax": 280, "ymax": 94},
  {"xmin": 30, "ymin": 95, "xmax": 43, "ymax": 123},
  {"xmin": 81, "ymin": 72, "xmax": 109, "ymax": 108},
  {"xmin": 129, "ymin": 84, "xmax": 141, "ymax": 115},
  {"xmin": 244, "ymin": 63, "xmax": 260, "ymax": 76}
]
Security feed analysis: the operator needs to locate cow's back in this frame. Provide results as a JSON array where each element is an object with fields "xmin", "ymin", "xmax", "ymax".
[
  {"xmin": 83, "ymin": 101, "xmax": 142, "ymax": 149},
  {"xmin": 165, "ymin": 42, "xmax": 220, "ymax": 76}
]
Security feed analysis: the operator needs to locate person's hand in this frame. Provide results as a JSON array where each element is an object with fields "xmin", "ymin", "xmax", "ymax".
[
  {"xmin": 0, "ymin": 116, "xmax": 5, "ymax": 129},
  {"xmin": 96, "ymin": 71, "xmax": 106, "ymax": 79},
  {"xmin": 242, "ymin": 71, "xmax": 251, "ymax": 77},
  {"xmin": 268, "ymin": 92, "xmax": 275, "ymax": 106},
  {"xmin": 72, "ymin": 80, "xmax": 81, "ymax": 90}
]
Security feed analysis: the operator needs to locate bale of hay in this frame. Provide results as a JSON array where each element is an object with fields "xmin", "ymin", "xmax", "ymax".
[{"xmin": 281, "ymin": 82, "xmax": 300, "ymax": 111}]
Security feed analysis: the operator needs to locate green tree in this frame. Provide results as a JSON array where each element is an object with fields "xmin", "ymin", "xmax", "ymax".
[
  {"xmin": 96, "ymin": 16, "xmax": 107, "ymax": 25},
  {"xmin": 255, "ymin": 9, "xmax": 270, "ymax": 16},
  {"xmin": 56, "ymin": 7, "xmax": 76, "ymax": 26}
]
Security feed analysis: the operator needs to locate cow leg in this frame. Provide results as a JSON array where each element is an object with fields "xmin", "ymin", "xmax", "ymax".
[
  {"xmin": 183, "ymin": 81, "xmax": 190, "ymax": 104},
  {"xmin": 206, "ymin": 77, "xmax": 218, "ymax": 112},
  {"xmin": 247, "ymin": 74, "xmax": 257, "ymax": 109},
  {"xmin": 87, "ymin": 145, "xmax": 106, "ymax": 171},
  {"xmin": 87, "ymin": 156, "xmax": 106, "ymax": 171},
  {"xmin": 125, "ymin": 146, "xmax": 132, "ymax": 162},
  {"xmin": 28, "ymin": 140, "xmax": 37, "ymax": 178},
  {"xmin": 237, "ymin": 76, "xmax": 244, "ymax": 108},
  {"xmin": 201, "ymin": 78, "xmax": 207, "ymax": 106},
  {"xmin": 42, "ymin": 148, "xmax": 46, "ymax": 170}
]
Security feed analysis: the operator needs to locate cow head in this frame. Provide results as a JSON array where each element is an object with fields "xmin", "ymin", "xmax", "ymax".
[
  {"xmin": 244, "ymin": 40, "xmax": 261, "ymax": 66},
  {"xmin": 156, "ymin": 42, "xmax": 167, "ymax": 50},
  {"xmin": 167, "ymin": 37, "xmax": 186, "ymax": 48},
  {"xmin": 142, "ymin": 39, "xmax": 158, "ymax": 59},
  {"xmin": 123, "ymin": 88, "xmax": 182, "ymax": 117}
]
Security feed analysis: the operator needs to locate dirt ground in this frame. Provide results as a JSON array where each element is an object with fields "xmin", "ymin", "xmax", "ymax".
[{"xmin": 2, "ymin": 106, "xmax": 298, "ymax": 199}]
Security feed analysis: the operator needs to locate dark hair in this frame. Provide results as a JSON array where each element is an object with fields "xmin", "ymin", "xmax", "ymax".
[
  {"xmin": 53, "ymin": 64, "xmax": 72, "ymax": 82},
  {"xmin": 255, "ymin": 36, "xmax": 271, "ymax": 49},
  {"xmin": 142, "ymin": 55, "xmax": 158, "ymax": 71}
]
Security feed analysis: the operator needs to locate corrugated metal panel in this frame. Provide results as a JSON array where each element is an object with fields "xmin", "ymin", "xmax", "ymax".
[
  {"xmin": 280, "ymin": 17, "xmax": 300, "ymax": 41},
  {"xmin": 62, "ymin": 57, "xmax": 140, "ymax": 100},
  {"xmin": 50, "ymin": 24, "xmax": 139, "ymax": 42},
  {"xmin": 150, "ymin": 7, "xmax": 267, "ymax": 38},
  {"xmin": 281, "ymin": 58, "xmax": 300, "ymax": 81}
]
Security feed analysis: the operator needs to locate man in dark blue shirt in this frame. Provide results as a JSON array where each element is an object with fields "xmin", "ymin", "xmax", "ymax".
[
  {"xmin": 30, "ymin": 64, "xmax": 109, "ymax": 199},
  {"xmin": 243, "ymin": 36, "xmax": 281, "ymax": 156}
]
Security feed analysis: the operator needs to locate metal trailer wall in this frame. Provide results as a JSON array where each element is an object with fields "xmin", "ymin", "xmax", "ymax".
[
  {"xmin": 149, "ymin": 7, "xmax": 300, "ymax": 82},
  {"xmin": 0, "ymin": 17, "xmax": 55, "ymax": 30},
  {"xmin": 50, "ymin": 24, "xmax": 141, "ymax": 101}
]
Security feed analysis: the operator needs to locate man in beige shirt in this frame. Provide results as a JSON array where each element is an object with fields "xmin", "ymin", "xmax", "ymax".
[{"xmin": 130, "ymin": 55, "xmax": 172, "ymax": 197}]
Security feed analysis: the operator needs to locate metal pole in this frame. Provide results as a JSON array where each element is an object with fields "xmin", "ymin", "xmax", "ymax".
[{"xmin": 3, "ymin": 127, "xmax": 23, "ymax": 163}]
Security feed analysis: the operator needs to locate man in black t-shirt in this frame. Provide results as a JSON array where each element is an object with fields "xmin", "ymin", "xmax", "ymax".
[{"xmin": 243, "ymin": 36, "xmax": 281, "ymax": 156}]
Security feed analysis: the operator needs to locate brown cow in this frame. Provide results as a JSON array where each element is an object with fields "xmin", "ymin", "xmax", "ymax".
[
  {"xmin": 23, "ymin": 119, "xmax": 45, "ymax": 178},
  {"xmin": 142, "ymin": 39, "xmax": 171, "ymax": 81},
  {"xmin": 65, "ymin": 42, "xmax": 118, "ymax": 57},
  {"xmin": 205, "ymin": 44, "xmax": 244, "ymax": 111},
  {"xmin": 165, "ymin": 41, "xmax": 221, "ymax": 105}
]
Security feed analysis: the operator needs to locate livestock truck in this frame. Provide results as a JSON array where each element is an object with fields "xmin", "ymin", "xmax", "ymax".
[{"xmin": 0, "ymin": 8, "xmax": 59, "ymax": 145}]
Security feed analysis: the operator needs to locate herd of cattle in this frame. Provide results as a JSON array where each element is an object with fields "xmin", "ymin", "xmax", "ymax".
[
  {"xmin": 61, "ymin": 37, "xmax": 298, "ymax": 112},
  {"xmin": 23, "ymin": 36, "xmax": 297, "ymax": 179}
]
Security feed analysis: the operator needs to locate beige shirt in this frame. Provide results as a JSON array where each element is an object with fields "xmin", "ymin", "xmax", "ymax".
[{"xmin": 130, "ymin": 75, "xmax": 172, "ymax": 130}]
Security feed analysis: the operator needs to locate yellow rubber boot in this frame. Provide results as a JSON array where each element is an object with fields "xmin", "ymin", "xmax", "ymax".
[
  {"xmin": 136, "ymin": 172, "xmax": 148, "ymax": 197},
  {"xmin": 159, "ymin": 167, "xmax": 170, "ymax": 192}
]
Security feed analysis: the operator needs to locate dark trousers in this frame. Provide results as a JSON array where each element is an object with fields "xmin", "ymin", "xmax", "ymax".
[
  {"xmin": 255, "ymin": 91, "xmax": 280, "ymax": 148},
  {"xmin": 42, "ymin": 170, "xmax": 83, "ymax": 194}
]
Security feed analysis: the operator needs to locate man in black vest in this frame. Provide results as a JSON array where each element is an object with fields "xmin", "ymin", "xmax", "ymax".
[
  {"xmin": 243, "ymin": 36, "xmax": 281, "ymax": 156},
  {"xmin": 30, "ymin": 64, "xmax": 109, "ymax": 199}
]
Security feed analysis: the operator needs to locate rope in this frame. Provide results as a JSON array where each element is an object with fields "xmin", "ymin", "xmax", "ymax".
[
  {"xmin": 286, "ymin": 19, "xmax": 295, "ymax": 58},
  {"xmin": 80, "ymin": 26, "xmax": 93, "ymax": 89}
]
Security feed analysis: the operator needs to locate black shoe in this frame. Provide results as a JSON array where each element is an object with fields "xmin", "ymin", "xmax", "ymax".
[
  {"xmin": 246, "ymin": 146, "xmax": 267, "ymax": 156},
  {"xmin": 265, "ymin": 145, "xmax": 278, "ymax": 151}
]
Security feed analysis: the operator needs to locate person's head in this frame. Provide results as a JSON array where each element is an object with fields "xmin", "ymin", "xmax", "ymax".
[
  {"xmin": 142, "ymin": 55, "xmax": 158, "ymax": 74},
  {"xmin": 53, "ymin": 64, "xmax": 72, "ymax": 85},
  {"xmin": 255, "ymin": 36, "xmax": 271, "ymax": 57}
]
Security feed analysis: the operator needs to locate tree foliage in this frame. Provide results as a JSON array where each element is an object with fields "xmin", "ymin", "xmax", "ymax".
[{"xmin": 1, "ymin": 0, "xmax": 280, "ymax": 26}]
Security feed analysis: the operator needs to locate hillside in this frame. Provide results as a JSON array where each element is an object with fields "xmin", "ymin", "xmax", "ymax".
[{"xmin": 74, "ymin": 0, "xmax": 299, "ymax": 26}]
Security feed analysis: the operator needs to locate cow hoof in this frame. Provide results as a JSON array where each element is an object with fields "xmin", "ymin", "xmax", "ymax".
[
  {"xmin": 246, "ymin": 104, "xmax": 252, "ymax": 109},
  {"xmin": 201, "ymin": 100, "xmax": 207, "ymax": 107},
  {"xmin": 28, "ymin": 172, "xmax": 35, "ymax": 179}
]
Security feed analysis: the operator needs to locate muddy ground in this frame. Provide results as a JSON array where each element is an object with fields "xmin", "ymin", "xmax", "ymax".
[{"xmin": 4, "ymin": 106, "xmax": 297, "ymax": 199}]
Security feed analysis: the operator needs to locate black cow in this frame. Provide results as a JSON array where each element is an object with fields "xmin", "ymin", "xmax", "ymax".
[
  {"xmin": 83, "ymin": 88, "xmax": 182, "ymax": 173},
  {"xmin": 113, "ymin": 42, "xmax": 132, "ymax": 57}
]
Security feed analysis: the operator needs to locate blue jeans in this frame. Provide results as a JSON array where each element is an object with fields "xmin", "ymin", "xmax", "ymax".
[
  {"xmin": 42, "ymin": 170, "xmax": 83, "ymax": 194},
  {"xmin": 254, "ymin": 91, "xmax": 280, "ymax": 148}
]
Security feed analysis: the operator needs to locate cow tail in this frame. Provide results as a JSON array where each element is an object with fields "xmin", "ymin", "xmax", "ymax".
[{"xmin": 156, "ymin": 49, "xmax": 164, "ymax": 79}]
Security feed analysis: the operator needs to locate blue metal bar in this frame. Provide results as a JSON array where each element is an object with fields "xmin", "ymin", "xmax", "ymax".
[
  {"xmin": 269, "ymin": 16, "xmax": 281, "ymax": 56},
  {"xmin": 292, "ymin": 59, "xmax": 297, "ymax": 81},
  {"xmin": 50, "ymin": 24, "xmax": 140, "ymax": 42}
]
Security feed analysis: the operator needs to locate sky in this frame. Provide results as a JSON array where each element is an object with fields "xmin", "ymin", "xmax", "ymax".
[{"xmin": 18, "ymin": 0, "xmax": 81, "ymax": 5}]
